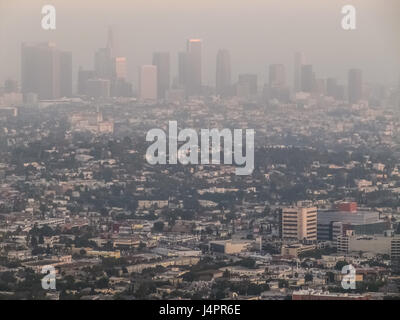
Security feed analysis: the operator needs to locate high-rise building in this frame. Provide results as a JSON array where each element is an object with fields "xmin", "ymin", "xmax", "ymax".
[
  {"xmin": 268, "ymin": 64, "xmax": 289, "ymax": 102},
  {"xmin": 94, "ymin": 26, "xmax": 118, "ymax": 81},
  {"xmin": 348, "ymin": 68, "xmax": 363, "ymax": 104},
  {"xmin": 60, "ymin": 51, "xmax": 72, "ymax": 97},
  {"xmin": 301, "ymin": 64, "xmax": 314, "ymax": 93},
  {"xmin": 139, "ymin": 65, "xmax": 157, "ymax": 101},
  {"xmin": 94, "ymin": 27, "xmax": 132, "ymax": 98},
  {"xmin": 152, "ymin": 52, "xmax": 170, "ymax": 99},
  {"xmin": 294, "ymin": 52, "xmax": 304, "ymax": 93},
  {"xmin": 94, "ymin": 47, "xmax": 114, "ymax": 80},
  {"xmin": 21, "ymin": 42, "xmax": 72, "ymax": 100},
  {"xmin": 281, "ymin": 205, "xmax": 318, "ymax": 242},
  {"xmin": 186, "ymin": 39, "xmax": 202, "ymax": 96},
  {"xmin": 216, "ymin": 49, "xmax": 231, "ymax": 97},
  {"xmin": 178, "ymin": 52, "xmax": 189, "ymax": 89},
  {"xmin": 114, "ymin": 57, "xmax": 127, "ymax": 80},
  {"xmin": 269, "ymin": 64, "xmax": 286, "ymax": 88}
]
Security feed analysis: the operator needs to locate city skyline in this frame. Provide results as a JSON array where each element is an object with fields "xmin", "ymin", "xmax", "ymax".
[
  {"xmin": 1, "ymin": 0, "xmax": 400, "ymax": 86},
  {"xmin": 17, "ymin": 35, "xmax": 379, "ymax": 104}
]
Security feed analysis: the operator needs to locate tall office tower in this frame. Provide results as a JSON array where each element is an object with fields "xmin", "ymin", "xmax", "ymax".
[
  {"xmin": 114, "ymin": 57, "xmax": 127, "ymax": 80},
  {"xmin": 111, "ymin": 57, "xmax": 130, "ymax": 97},
  {"xmin": 139, "ymin": 65, "xmax": 157, "ymax": 100},
  {"xmin": 152, "ymin": 52, "xmax": 170, "ymax": 99},
  {"xmin": 268, "ymin": 64, "xmax": 289, "ymax": 102},
  {"xmin": 216, "ymin": 49, "xmax": 231, "ymax": 97},
  {"xmin": 21, "ymin": 42, "xmax": 69, "ymax": 100},
  {"xmin": 238, "ymin": 74, "xmax": 258, "ymax": 96},
  {"xmin": 77, "ymin": 67, "xmax": 95, "ymax": 95},
  {"xmin": 59, "ymin": 51, "xmax": 72, "ymax": 97},
  {"xmin": 282, "ymin": 205, "xmax": 318, "ymax": 242},
  {"xmin": 348, "ymin": 68, "xmax": 363, "ymax": 104},
  {"xmin": 186, "ymin": 39, "xmax": 202, "ymax": 95},
  {"xmin": 94, "ymin": 47, "xmax": 114, "ymax": 79},
  {"xmin": 269, "ymin": 64, "xmax": 286, "ymax": 88},
  {"xmin": 301, "ymin": 64, "xmax": 314, "ymax": 93},
  {"xmin": 178, "ymin": 52, "xmax": 190, "ymax": 89},
  {"xmin": 294, "ymin": 52, "xmax": 304, "ymax": 93},
  {"xmin": 93, "ymin": 26, "xmax": 118, "ymax": 80}
]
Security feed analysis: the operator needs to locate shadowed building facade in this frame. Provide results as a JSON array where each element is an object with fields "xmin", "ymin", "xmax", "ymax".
[
  {"xmin": 216, "ymin": 49, "xmax": 231, "ymax": 97},
  {"xmin": 153, "ymin": 52, "xmax": 170, "ymax": 99},
  {"xmin": 21, "ymin": 42, "xmax": 72, "ymax": 100},
  {"xmin": 348, "ymin": 68, "xmax": 363, "ymax": 104}
]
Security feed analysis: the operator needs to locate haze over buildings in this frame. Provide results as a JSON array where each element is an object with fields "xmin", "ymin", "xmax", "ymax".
[{"xmin": 1, "ymin": 0, "xmax": 399, "ymax": 86}]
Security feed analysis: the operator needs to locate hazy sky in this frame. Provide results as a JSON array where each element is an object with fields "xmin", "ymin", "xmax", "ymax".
[{"xmin": 1, "ymin": 0, "xmax": 399, "ymax": 88}]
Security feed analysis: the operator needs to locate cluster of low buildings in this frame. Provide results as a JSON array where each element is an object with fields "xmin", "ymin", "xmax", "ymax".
[{"xmin": 0, "ymin": 76, "xmax": 399, "ymax": 299}]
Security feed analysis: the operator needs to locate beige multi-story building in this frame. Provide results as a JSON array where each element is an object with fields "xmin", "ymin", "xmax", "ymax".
[
  {"xmin": 139, "ymin": 65, "xmax": 157, "ymax": 101},
  {"xmin": 281, "ymin": 206, "xmax": 318, "ymax": 242},
  {"xmin": 337, "ymin": 233, "xmax": 400, "ymax": 259},
  {"xmin": 281, "ymin": 243, "xmax": 316, "ymax": 257},
  {"xmin": 209, "ymin": 240, "xmax": 252, "ymax": 254}
]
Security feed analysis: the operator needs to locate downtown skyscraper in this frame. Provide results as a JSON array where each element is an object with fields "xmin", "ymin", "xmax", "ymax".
[
  {"xmin": 348, "ymin": 69, "xmax": 363, "ymax": 104},
  {"xmin": 294, "ymin": 52, "xmax": 304, "ymax": 93},
  {"xmin": 301, "ymin": 64, "xmax": 314, "ymax": 93},
  {"xmin": 216, "ymin": 49, "xmax": 231, "ymax": 97},
  {"xmin": 21, "ymin": 42, "xmax": 72, "ymax": 100},
  {"xmin": 186, "ymin": 39, "xmax": 202, "ymax": 96},
  {"xmin": 92, "ymin": 26, "xmax": 132, "ymax": 98},
  {"xmin": 269, "ymin": 64, "xmax": 286, "ymax": 88},
  {"xmin": 152, "ymin": 52, "xmax": 170, "ymax": 99},
  {"xmin": 94, "ymin": 27, "xmax": 116, "ymax": 80},
  {"xmin": 268, "ymin": 64, "xmax": 289, "ymax": 102},
  {"xmin": 59, "ymin": 51, "xmax": 72, "ymax": 98},
  {"xmin": 139, "ymin": 65, "xmax": 157, "ymax": 101},
  {"xmin": 178, "ymin": 51, "xmax": 190, "ymax": 90}
]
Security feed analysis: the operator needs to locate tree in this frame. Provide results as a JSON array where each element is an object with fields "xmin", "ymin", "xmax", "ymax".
[
  {"xmin": 135, "ymin": 282, "xmax": 156, "ymax": 299},
  {"xmin": 182, "ymin": 271, "xmax": 195, "ymax": 282},
  {"xmin": 222, "ymin": 270, "xmax": 231, "ymax": 279},
  {"xmin": 31, "ymin": 236, "xmax": 38, "ymax": 247},
  {"xmin": 305, "ymin": 273, "xmax": 313, "ymax": 282},
  {"xmin": 335, "ymin": 261, "xmax": 348, "ymax": 271},
  {"xmin": 96, "ymin": 277, "xmax": 109, "ymax": 289},
  {"xmin": 326, "ymin": 271, "xmax": 335, "ymax": 283},
  {"xmin": 278, "ymin": 279, "xmax": 289, "ymax": 288},
  {"xmin": 237, "ymin": 258, "xmax": 256, "ymax": 269},
  {"xmin": 153, "ymin": 221, "xmax": 164, "ymax": 232}
]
